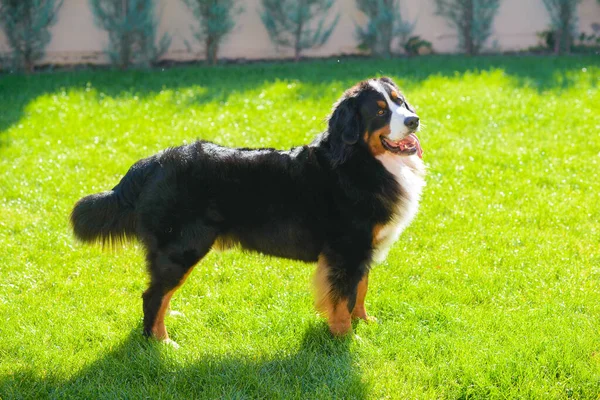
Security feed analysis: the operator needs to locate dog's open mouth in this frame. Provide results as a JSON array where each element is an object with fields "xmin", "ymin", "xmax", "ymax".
[{"xmin": 380, "ymin": 133, "xmax": 423, "ymax": 158}]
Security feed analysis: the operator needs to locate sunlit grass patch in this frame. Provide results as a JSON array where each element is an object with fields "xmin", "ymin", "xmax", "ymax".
[{"xmin": 1, "ymin": 55, "xmax": 599, "ymax": 399}]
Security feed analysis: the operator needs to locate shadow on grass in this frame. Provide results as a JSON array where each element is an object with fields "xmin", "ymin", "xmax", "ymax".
[
  {"xmin": 0, "ymin": 55, "xmax": 597, "ymax": 145},
  {"xmin": 1, "ymin": 323, "xmax": 366, "ymax": 399}
]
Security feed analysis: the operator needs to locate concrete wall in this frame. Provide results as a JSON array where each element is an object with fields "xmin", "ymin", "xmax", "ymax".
[{"xmin": 1, "ymin": 0, "xmax": 599, "ymax": 65}]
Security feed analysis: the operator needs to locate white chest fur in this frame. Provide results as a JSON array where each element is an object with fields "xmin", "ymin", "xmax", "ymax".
[{"xmin": 372, "ymin": 153, "xmax": 426, "ymax": 263}]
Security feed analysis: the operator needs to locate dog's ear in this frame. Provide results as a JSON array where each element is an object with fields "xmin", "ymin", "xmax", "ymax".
[
  {"xmin": 379, "ymin": 76, "xmax": 399, "ymax": 89},
  {"xmin": 327, "ymin": 96, "xmax": 360, "ymax": 166}
]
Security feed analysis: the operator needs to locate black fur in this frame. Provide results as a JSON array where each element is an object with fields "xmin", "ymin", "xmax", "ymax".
[
  {"xmin": 71, "ymin": 77, "xmax": 415, "ymax": 338},
  {"xmin": 71, "ymin": 157, "xmax": 157, "ymax": 246}
]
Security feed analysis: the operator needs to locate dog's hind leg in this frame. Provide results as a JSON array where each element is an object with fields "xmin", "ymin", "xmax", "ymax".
[{"xmin": 142, "ymin": 227, "xmax": 216, "ymax": 345}]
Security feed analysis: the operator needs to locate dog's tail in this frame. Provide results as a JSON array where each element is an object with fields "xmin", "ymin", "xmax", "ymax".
[{"xmin": 70, "ymin": 157, "xmax": 156, "ymax": 247}]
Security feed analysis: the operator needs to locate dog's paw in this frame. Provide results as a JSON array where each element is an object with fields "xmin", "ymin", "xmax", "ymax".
[
  {"xmin": 351, "ymin": 306, "xmax": 377, "ymax": 323},
  {"xmin": 163, "ymin": 338, "xmax": 180, "ymax": 349},
  {"xmin": 168, "ymin": 310, "xmax": 185, "ymax": 317}
]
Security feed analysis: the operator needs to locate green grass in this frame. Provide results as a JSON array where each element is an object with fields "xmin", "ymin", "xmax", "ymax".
[{"xmin": 1, "ymin": 55, "xmax": 599, "ymax": 399}]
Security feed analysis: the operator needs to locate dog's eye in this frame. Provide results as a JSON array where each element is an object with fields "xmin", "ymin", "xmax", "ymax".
[{"xmin": 377, "ymin": 109, "xmax": 386, "ymax": 116}]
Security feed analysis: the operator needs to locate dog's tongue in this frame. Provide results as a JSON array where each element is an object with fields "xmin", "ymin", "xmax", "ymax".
[{"xmin": 400, "ymin": 133, "xmax": 423, "ymax": 159}]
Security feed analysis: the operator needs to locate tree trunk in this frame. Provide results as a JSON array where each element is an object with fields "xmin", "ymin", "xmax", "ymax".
[
  {"xmin": 206, "ymin": 36, "xmax": 215, "ymax": 65},
  {"xmin": 558, "ymin": 1, "xmax": 573, "ymax": 55},
  {"xmin": 24, "ymin": 3, "xmax": 34, "ymax": 73},
  {"xmin": 211, "ymin": 42, "xmax": 219, "ymax": 65},
  {"xmin": 465, "ymin": 0, "xmax": 474, "ymax": 55},
  {"xmin": 120, "ymin": 0, "xmax": 130, "ymax": 69},
  {"xmin": 383, "ymin": 22, "xmax": 392, "ymax": 58},
  {"xmin": 25, "ymin": 53, "xmax": 34, "ymax": 74},
  {"xmin": 294, "ymin": 6, "xmax": 303, "ymax": 62},
  {"xmin": 120, "ymin": 33, "xmax": 132, "ymax": 70},
  {"xmin": 294, "ymin": 30, "xmax": 302, "ymax": 62}
]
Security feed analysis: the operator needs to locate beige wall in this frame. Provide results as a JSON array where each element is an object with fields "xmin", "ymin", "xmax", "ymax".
[{"xmin": 1, "ymin": 0, "xmax": 599, "ymax": 65}]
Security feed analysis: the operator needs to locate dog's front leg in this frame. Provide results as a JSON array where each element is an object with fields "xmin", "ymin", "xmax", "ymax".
[{"xmin": 313, "ymin": 252, "xmax": 369, "ymax": 336}]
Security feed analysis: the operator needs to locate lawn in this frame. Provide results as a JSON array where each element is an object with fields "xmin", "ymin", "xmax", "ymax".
[{"xmin": 1, "ymin": 55, "xmax": 599, "ymax": 399}]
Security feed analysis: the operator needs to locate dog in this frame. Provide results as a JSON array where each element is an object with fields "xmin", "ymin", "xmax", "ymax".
[{"xmin": 70, "ymin": 77, "xmax": 426, "ymax": 344}]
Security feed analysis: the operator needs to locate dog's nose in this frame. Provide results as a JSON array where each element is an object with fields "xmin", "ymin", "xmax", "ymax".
[{"xmin": 404, "ymin": 116, "xmax": 420, "ymax": 130}]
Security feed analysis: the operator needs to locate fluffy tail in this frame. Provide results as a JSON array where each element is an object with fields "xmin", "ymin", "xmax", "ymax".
[
  {"xmin": 70, "ymin": 157, "xmax": 155, "ymax": 246},
  {"xmin": 70, "ymin": 191, "xmax": 136, "ymax": 246}
]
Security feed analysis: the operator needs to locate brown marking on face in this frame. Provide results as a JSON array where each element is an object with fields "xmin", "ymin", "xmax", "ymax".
[
  {"xmin": 313, "ymin": 255, "xmax": 352, "ymax": 336},
  {"xmin": 151, "ymin": 267, "xmax": 195, "ymax": 340},
  {"xmin": 351, "ymin": 273, "xmax": 370, "ymax": 321},
  {"xmin": 365, "ymin": 125, "xmax": 390, "ymax": 157},
  {"xmin": 377, "ymin": 100, "xmax": 387, "ymax": 109},
  {"xmin": 391, "ymin": 91, "xmax": 399, "ymax": 100}
]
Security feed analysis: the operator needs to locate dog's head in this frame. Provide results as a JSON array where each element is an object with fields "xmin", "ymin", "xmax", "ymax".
[{"xmin": 327, "ymin": 77, "xmax": 422, "ymax": 165}]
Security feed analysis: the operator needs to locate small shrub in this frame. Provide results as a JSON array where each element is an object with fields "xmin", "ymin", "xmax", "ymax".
[
  {"xmin": 259, "ymin": 0, "xmax": 340, "ymax": 62},
  {"xmin": 536, "ymin": 29, "xmax": 557, "ymax": 51},
  {"xmin": 89, "ymin": 0, "xmax": 171, "ymax": 69},
  {"xmin": 434, "ymin": 0, "xmax": 501, "ymax": 55},
  {"xmin": 404, "ymin": 35, "xmax": 433, "ymax": 56},
  {"xmin": 0, "ymin": 0, "xmax": 63, "ymax": 72},
  {"xmin": 355, "ymin": 0, "xmax": 415, "ymax": 58},
  {"xmin": 571, "ymin": 24, "xmax": 600, "ymax": 53},
  {"xmin": 183, "ymin": 0, "xmax": 243, "ymax": 65}
]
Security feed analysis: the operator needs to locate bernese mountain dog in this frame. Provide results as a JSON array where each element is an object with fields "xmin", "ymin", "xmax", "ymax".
[{"xmin": 70, "ymin": 76, "xmax": 425, "ymax": 345}]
